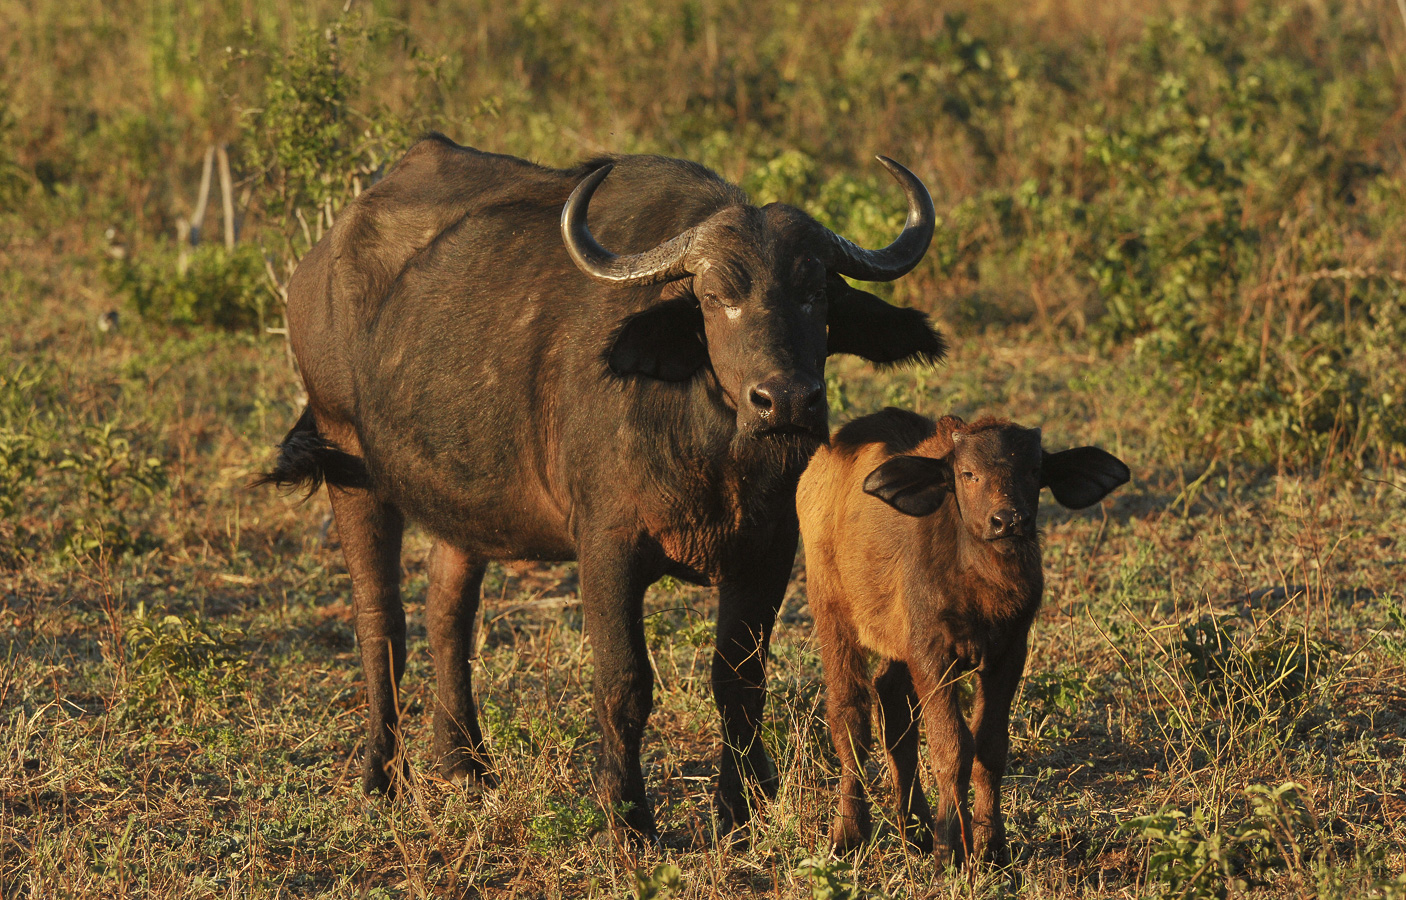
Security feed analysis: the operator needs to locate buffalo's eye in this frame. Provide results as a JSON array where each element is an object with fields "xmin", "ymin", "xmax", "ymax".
[{"xmin": 961, "ymin": 471, "xmax": 977, "ymax": 482}]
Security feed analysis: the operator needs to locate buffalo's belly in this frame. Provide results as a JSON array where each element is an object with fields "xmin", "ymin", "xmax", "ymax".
[
  {"xmin": 362, "ymin": 442, "xmax": 576, "ymax": 561},
  {"xmin": 401, "ymin": 486, "xmax": 576, "ymax": 560}
]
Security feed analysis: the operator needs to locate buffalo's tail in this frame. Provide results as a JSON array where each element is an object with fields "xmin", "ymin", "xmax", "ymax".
[{"xmin": 252, "ymin": 407, "xmax": 371, "ymax": 498}]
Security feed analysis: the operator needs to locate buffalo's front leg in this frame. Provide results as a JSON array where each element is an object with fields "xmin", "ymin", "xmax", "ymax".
[
  {"xmin": 579, "ymin": 538, "xmax": 658, "ymax": 842},
  {"xmin": 713, "ymin": 521, "xmax": 796, "ymax": 835},
  {"xmin": 427, "ymin": 541, "xmax": 495, "ymax": 785},
  {"xmin": 327, "ymin": 485, "xmax": 407, "ymax": 795}
]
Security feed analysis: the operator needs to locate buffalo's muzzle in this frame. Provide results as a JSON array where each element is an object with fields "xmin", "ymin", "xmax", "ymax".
[{"xmin": 745, "ymin": 373, "xmax": 827, "ymax": 437}]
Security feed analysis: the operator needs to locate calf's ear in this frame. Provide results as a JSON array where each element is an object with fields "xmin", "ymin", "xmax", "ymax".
[
  {"xmin": 863, "ymin": 455, "xmax": 953, "ymax": 517},
  {"xmin": 1041, "ymin": 447, "xmax": 1130, "ymax": 509},
  {"xmin": 607, "ymin": 294, "xmax": 707, "ymax": 381},
  {"xmin": 825, "ymin": 276, "xmax": 947, "ymax": 366}
]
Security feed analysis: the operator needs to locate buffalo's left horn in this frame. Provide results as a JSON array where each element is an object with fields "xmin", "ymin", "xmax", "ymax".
[
  {"xmin": 561, "ymin": 164, "xmax": 698, "ymax": 285},
  {"xmin": 825, "ymin": 156, "xmax": 935, "ymax": 282}
]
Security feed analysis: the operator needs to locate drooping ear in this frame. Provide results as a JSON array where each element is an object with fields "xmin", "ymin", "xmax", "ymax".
[
  {"xmin": 825, "ymin": 276, "xmax": 947, "ymax": 366},
  {"xmin": 1041, "ymin": 447, "xmax": 1131, "ymax": 509},
  {"xmin": 862, "ymin": 454, "xmax": 953, "ymax": 517},
  {"xmin": 606, "ymin": 293, "xmax": 708, "ymax": 381}
]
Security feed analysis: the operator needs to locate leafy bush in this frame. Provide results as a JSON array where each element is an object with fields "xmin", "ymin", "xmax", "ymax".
[
  {"xmin": 0, "ymin": 81, "xmax": 29, "ymax": 205},
  {"xmin": 525, "ymin": 793, "xmax": 606, "ymax": 849},
  {"xmin": 124, "ymin": 602, "xmax": 247, "ymax": 718},
  {"xmin": 238, "ymin": 17, "xmax": 425, "ymax": 277},
  {"xmin": 1124, "ymin": 782, "xmax": 1317, "ymax": 899},
  {"xmin": 632, "ymin": 863, "xmax": 682, "ymax": 900},
  {"xmin": 106, "ymin": 242, "xmax": 271, "ymax": 330},
  {"xmin": 55, "ymin": 421, "xmax": 167, "ymax": 556},
  {"xmin": 1021, "ymin": 665, "xmax": 1097, "ymax": 743}
]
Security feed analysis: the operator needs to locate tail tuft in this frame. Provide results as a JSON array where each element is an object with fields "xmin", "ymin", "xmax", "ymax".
[{"xmin": 252, "ymin": 407, "xmax": 371, "ymax": 499}]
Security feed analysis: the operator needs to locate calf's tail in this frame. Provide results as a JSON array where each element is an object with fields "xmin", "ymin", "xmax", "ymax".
[{"xmin": 252, "ymin": 407, "xmax": 371, "ymax": 498}]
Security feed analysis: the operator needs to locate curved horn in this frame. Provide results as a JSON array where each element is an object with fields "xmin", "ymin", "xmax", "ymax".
[
  {"xmin": 826, "ymin": 156, "xmax": 935, "ymax": 282},
  {"xmin": 561, "ymin": 164, "xmax": 697, "ymax": 286}
]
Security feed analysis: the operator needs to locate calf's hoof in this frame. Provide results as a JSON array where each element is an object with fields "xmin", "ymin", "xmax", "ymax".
[
  {"xmin": 973, "ymin": 830, "xmax": 1011, "ymax": 867},
  {"xmin": 829, "ymin": 813, "xmax": 872, "ymax": 854}
]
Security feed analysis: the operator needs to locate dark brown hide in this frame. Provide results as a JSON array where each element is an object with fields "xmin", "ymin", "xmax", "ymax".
[
  {"xmin": 796, "ymin": 408, "xmax": 1128, "ymax": 863},
  {"xmin": 259, "ymin": 135, "xmax": 945, "ymax": 844}
]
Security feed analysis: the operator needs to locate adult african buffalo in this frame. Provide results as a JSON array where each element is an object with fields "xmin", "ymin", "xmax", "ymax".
[{"xmin": 260, "ymin": 133, "xmax": 944, "ymax": 842}]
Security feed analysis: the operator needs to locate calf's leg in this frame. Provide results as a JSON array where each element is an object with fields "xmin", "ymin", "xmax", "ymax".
[
  {"xmin": 426, "ymin": 541, "xmax": 495, "ymax": 785},
  {"xmin": 970, "ymin": 633, "xmax": 1027, "ymax": 865},
  {"xmin": 712, "ymin": 521, "xmax": 796, "ymax": 836},
  {"xmin": 912, "ymin": 658, "xmax": 974, "ymax": 866},
  {"xmin": 578, "ymin": 537, "xmax": 658, "ymax": 843},
  {"xmin": 327, "ymin": 485, "xmax": 407, "ymax": 795},
  {"xmin": 874, "ymin": 660, "xmax": 934, "ymax": 852},
  {"xmin": 815, "ymin": 605, "xmax": 873, "ymax": 852}
]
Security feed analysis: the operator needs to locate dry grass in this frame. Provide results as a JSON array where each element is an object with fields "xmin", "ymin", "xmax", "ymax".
[{"xmin": 1, "ymin": 241, "xmax": 1403, "ymax": 896}]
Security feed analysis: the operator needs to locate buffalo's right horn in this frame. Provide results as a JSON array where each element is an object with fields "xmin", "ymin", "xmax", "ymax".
[
  {"xmin": 825, "ymin": 156, "xmax": 935, "ymax": 282},
  {"xmin": 561, "ymin": 165, "xmax": 698, "ymax": 286}
]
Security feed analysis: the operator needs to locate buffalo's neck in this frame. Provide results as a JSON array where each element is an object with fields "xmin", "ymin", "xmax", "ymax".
[{"xmin": 617, "ymin": 375, "xmax": 815, "ymax": 583}]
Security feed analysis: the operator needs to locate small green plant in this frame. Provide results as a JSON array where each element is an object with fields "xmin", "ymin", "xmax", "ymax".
[
  {"xmin": 1021, "ymin": 665, "xmax": 1096, "ymax": 742},
  {"xmin": 1179, "ymin": 613, "xmax": 1337, "ymax": 711},
  {"xmin": 0, "ymin": 81, "xmax": 29, "ymax": 205},
  {"xmin": 631, "ymin": 863, "xmax": 682, "ymax": 900},
  {"xmin": 525, "ymin": 793, "xmax": 607, "ymax": 849},
  {"xmin": 55, "ymin": 421, "xmax": 166, "ymax": 557},
  {"xmin": 124, "ymin": 602, "xmax": 247, "ymax": 718},
  {"xmin": 1123, "ymin": 782, "xmax": 1318, "ymax": 900},
  {"xmin": 795, "ymin": 855, "xmax": 882, "ymax": 900}
]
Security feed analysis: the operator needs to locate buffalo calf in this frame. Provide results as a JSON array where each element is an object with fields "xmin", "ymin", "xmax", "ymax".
[{"xmin": 796, "ymin": 408, "xmax": 1129, "ymax": 864}]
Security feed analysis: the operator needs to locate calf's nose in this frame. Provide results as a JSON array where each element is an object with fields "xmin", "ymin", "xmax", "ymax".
[{"xmin": 988, "ymin": 508, "xmax": 1022, "ymax": 538}]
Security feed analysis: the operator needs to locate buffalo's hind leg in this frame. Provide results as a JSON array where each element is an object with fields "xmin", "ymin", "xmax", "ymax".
[
  {"xmin": 327, "ymin": 484, "xmax": 407, "ymax": 796},
  {"xmin": 427, "ymin": 541, "xmax": 495, "ymax": 786},
  {"xmin": 578, "ymin": 536, "xmax": 658, "ymax": 844},
  {"xmin": 712, "ymin": 520, "xmax": 797, "ymax": 837}
]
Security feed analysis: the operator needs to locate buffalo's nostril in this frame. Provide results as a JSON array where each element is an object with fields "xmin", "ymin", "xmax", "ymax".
[
  {"xmin": 746, "ymin": 373, "xmax": 826, "ymax": 432},
  {"xmin": 749, "ymin": 385, "xmax": 775, "ymax": 413}
]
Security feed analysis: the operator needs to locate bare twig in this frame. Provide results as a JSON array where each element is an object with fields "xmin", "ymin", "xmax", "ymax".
[
  {"xmin": 189, "ymin": 145, "xmax": 215, "ymax": 246},
  {"xmin": 216, "ymin": 144, "xmax": 236, "ymax": 249}
]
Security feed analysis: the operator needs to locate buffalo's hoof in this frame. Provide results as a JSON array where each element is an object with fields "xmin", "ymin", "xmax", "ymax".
[
  {"xmin": 362, "ymin": 755, "xmax": 409, "ymax": 797},
  {"xmin": 440, "ymin": 755, "xmax": 498, "ymax": 789}
]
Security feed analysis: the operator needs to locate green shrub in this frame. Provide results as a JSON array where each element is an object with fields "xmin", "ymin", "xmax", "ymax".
[
  {"xmin": 55, "ymin": 421, "xmax": 167, "ymax": 556},
  {"xmin": 1123, "ymin": 782, "xmax": 1320, "ymax": 899},
  {"xmin": 1179, "ymin": 613, "xmax": 1338, "ymax": 713},
  {"xmin": 0, "ymin": 80, "xmax": 29, "ymax": 205},
  {"xmin": 124, "ymin": 602, "xmax": 247, "ymax": 719},
  {"xmin": 106, "ymin": 242, "xmax": 271, "ymax": 331}
]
